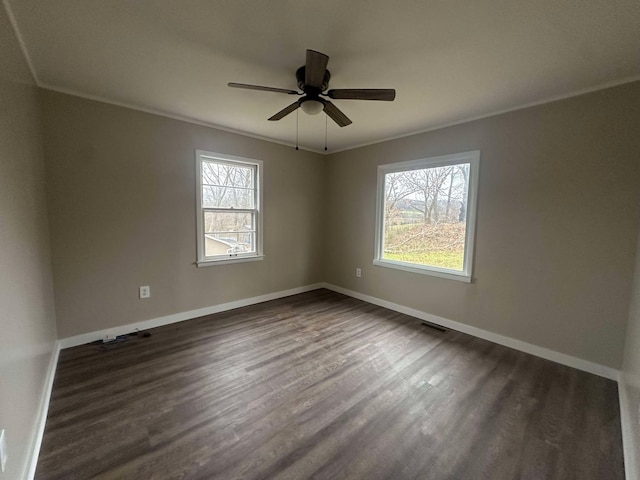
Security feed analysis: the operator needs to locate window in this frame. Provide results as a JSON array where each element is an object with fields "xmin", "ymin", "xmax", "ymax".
[
  {"xmin": 374, "ymin": 151, "xmax": 480, "ymax": 282},
  {"xmin": 196, "ymin": 150, "xmax": 263, "ymax": 266}
]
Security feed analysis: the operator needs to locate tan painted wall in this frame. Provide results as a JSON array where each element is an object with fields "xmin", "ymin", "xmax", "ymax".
[
  {"xmin": 324, "ymin": 82, "xmax": 640, "ymax": 369},
  {"xmin": 0, "ymin": 6, "xmax": 58, "ymax": 479},
  {"xmin": 621, "ymin": 228, "xmax": 640, "ymax": 477},
  {"xmin": 35, "ymin": 75, "xmax": 640, "ymax": 371},
  {"xmin": 40, "ymin": 90, "xmax": 325, "ymax": 338}
]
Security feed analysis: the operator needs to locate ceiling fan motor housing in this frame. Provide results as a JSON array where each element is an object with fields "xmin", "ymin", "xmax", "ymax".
[{"xmin": 296, "ymin": 66, "xmax": 331, "ymax": 94}]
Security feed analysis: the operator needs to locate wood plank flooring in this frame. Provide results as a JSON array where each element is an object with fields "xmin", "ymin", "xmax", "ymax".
[{"xmin": 36, "ymin": 289, "xmax": 624, "ymax": 479}]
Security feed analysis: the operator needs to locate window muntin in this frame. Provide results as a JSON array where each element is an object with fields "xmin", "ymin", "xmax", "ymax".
[
  {"xmin": 196, "ymin": 151, "xmax": 263, "ymax": 265},
  {"xmin": 374, "ymin": 151, "xmax": 479, "ymax": 282}
]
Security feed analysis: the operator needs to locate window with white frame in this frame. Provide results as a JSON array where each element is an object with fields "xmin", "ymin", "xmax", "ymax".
[
  {"xmin": 196, "ymin": 151, "xmax": 263, "ymax": 266},
  {"xmin": 374, "ymin": 151, "xmax": 480, "ymax": 282}
]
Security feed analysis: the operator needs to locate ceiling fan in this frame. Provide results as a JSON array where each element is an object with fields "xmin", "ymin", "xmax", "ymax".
[{"xmin": 228, "ymin": 49, "xmax": 396, "ymax": 127}]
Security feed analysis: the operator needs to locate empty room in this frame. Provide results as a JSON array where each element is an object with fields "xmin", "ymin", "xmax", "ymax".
[{"xmin": 1, "ymin": 1, "xmax": 640, "ymax": 479}]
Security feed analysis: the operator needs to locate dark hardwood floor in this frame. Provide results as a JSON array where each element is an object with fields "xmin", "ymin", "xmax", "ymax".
[{"xmin": 36, "ymin": 289, "xmax": 624, "ymax": 479}]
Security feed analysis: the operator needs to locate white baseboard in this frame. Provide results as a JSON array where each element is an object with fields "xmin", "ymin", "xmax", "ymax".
[
  {"xmin": 57, "ymin": 281, "xmax": 620, "ymax": 378},
  {"xmin": 59, "ymin": 283, "xmax": 324, "ymax": 349},
  {"xmin": 321, "ymin": 283, "xmax": 620, "ymax": 381},
  {"xmin": 24, "ymin": 340, "xmax": 60, "ymax": 480},
  {"xmin": 619, "ymin": 375, "xmax": 639, "ymax": 480}
]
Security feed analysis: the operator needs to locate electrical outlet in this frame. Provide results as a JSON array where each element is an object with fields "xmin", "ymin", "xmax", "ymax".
[
  {"xmin": 139, "ymin": 285, "xmax": 150, "ymax": 299},
  {"xmin": 356, "ymin": 267, "xmax": 362, "ymax": 278},
  {"xmin": 1, "ymin": 429, "xmax": 7, "ymax": 472}
]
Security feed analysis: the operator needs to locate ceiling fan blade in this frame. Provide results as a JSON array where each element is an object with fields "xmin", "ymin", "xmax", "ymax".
[
  {"xmin": 326, "ymin": 89, "xmax": 396, "ymax": 101},
  {"xmin": 228, "ymin": 82, "xmax": 299, "ymax": 95},
  {"xmin": 268, "ymin": 101, "xmax": 300, "ymax": 121},
  {"xmin": 305, "ymin": 50, "xmax": 329, "ymax": 89},
  {"xmin": 323, "ymin": 101, "xmax": 352, "ymax": 127}
]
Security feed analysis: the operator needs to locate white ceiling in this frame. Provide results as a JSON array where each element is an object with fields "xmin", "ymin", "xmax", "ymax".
[{"xmin": 6, "ymin": 0, "xmax": 640, "ymax": 153}]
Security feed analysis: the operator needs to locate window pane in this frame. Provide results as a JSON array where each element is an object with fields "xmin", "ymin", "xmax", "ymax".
[
  {"xmin": 202, "ymin": 161, "xmax": 254, "ymax": 188},
  {"xmin": 203, "ymin": 211, "xmax": 255, "ymax": 256},
  {"xmin": 382, "ymin": 163, "xmax": 470, "ymax": 271},
  {"xmin": 202, "ymin": 186, "xmax": 254, "ymax": 209}
]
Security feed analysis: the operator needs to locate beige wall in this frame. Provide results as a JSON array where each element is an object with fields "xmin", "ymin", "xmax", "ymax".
[
  {"xmin": 40, "ymin": 90, "xmax": 325, "ymax": 338},
  {"xmin": 0, "ymin": 6, "xmax": 58, "ymax": 479},
  {"xmin": 324, "ymin": 82, "xmax": 640, "ymax": 369},
  {"xmin": 40, "ymin": 82, "xmax": 640, "ymax": 371},
  {"xmin": 622, "ymin": 227, "xmax": 640, "ymax": 478}
]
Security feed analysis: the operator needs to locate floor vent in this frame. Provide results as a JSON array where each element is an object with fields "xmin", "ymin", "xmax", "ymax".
[{"xmin": 420, "ymin": 321, "xmax": 448, "ymax": 333}]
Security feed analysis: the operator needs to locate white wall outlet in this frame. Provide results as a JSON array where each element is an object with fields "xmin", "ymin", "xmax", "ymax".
[
  {"xmin": 356, "ymin": 267, "xmax": 362, "ymax": 278},
  {"xmin": 139, "ymin": 285, "xmax": 150, "ymax": 299},
  {"xmin": 0, "ymin": 429, "xmax": 8, "ymax": 472}
]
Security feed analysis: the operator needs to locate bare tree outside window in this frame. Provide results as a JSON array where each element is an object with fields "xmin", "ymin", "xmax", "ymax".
[
  {"xmin": 196, "ymin": 152, "xmax": 262, "ymax": 264},
  {"xmin": 375, "ymin": 151, "xmax": 479, "ymax": 281}
]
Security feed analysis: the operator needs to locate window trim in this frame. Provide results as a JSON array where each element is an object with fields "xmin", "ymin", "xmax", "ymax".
[
  {"xmin": 373, "ymin": 150, "xmax": 480, "ymax": 283},
  {"xmin": 195, "ymin": 150, "xmax": 264, "ymax": 267}
]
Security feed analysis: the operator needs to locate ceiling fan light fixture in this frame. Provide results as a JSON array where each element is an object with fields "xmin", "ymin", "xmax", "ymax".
[{"xmin": 300, "ymin": 99, "xmax": 324, "ymax": 115}]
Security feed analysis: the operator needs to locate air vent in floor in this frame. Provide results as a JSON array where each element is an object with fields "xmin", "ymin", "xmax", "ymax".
[{"xmin": 420, "ymin": 321, "xmax": 448, "ymax": 333}]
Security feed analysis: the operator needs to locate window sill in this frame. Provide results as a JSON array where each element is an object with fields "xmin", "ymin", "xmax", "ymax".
[
  {"xmin": 197, "ymin": 255, "xmax": 264, "ymax": 267},
  {"xmin": 372, "ymin": 258, "xmax": 472, "ymax": 283}
]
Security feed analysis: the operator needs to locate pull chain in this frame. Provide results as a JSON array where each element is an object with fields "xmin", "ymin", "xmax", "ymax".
[
  {"xmin": 324, "ymin": 114, "xmax": 328, "ymax": 152},
  {"xmin": 295, "ymin": 109, "xmax": 299, "ymax": 151}
]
